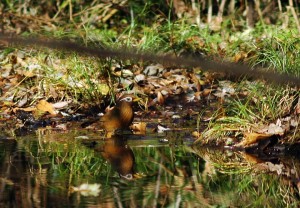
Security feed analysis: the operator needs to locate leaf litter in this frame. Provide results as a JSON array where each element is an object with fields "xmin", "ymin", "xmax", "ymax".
[{"xmin": 0, "ymin": 47, "xmax": 299, "ymax": 151}]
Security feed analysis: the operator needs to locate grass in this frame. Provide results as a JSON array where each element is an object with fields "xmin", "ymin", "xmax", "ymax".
[
  {"xmin": 2, "ymin": 48, "xmax": 113, "ymax": 107},
  {"xmin": 252, "ymin": 34, "xmax": 300, "ymax": 76},
  {"xmin": 201, "ymin": 81, "xmax": 299, "ymax": 143},
  {"xmin": 1, "ymin": 3, "xmax": 300, "ymax": 208},
  {"xmin": 229, "ymin": 82, "xmax": 295, "ymax": 121},
  {"xmin": 1, "ymin": 1, "xmax": 300, "ymax": 145}
]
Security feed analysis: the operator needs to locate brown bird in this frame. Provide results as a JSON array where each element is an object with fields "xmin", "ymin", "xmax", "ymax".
[
  {"xmin": 81, "ymin": 94, "xmax": 139, "ymax": 137},
  {"xmin": 100, "ymin": 94, "xmax": 138, "ymax": 137}
]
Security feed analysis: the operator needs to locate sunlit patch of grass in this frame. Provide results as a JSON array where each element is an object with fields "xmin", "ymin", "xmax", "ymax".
[
  {"xmin": 249, "ymin": 30, "xmax": 300, "ymax": 76},
  {"xmin": 26, "ymin": 50, "xmax": 113, "ymax": 106},
  {"xmin": 137, "ymin": 25, "xmax": 168, "ymax": 52},
  {"xmin": 59, "ymin": 55, "xmax": 108, "ymax": 102},
  {"xmin": 202, "ymin": 116, "xmax": 250, "ymax": 144},
  {"xmin": 201, "ymin": 81, "xmax": 299, "ymax": 143},
  {"xmin": 229, "ymin": 81, "xmax": 296, "ymax": 122}
]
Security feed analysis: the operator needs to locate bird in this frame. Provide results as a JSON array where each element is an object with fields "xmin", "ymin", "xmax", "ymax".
[{"xmin": 100, "ymin": 94, "xmax": 139, "ymax": 137}]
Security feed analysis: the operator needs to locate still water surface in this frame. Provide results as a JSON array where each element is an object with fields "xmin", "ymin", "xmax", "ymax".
[{"xmin": 0, "ymin": 129, "xmax": 299, "ymax": 207}]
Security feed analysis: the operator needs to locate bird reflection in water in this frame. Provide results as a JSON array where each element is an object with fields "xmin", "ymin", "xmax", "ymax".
[{"xmin": 89, "ymin": 135, "xmax": 135, "ymax": 180}]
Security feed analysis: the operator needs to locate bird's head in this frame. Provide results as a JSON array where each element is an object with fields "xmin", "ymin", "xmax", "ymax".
[{"xmin": 117, "ymin": 94, "xmax": 141, "ymax": 105}]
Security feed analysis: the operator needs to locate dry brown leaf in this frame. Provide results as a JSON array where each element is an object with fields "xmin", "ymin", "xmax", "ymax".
[
  {"xmin": 192, "ymin": 131, "xmax": 201, "ymax": 138},
  {"xmin": 267, "ymin": 123, "xmax": 284, "ymax": 135},
  {"xmin": 56, "ymin": 123, "xmax": 68, "ymax": 131},
  {"xmin": 234, "ymin": 51, "xmax": 248, "ymax": 62},
  {"xmin": 256, "ymin": 122, "xmax": 285, "ymax": 135},
  {"xmin": 36, "ymin": 100, "xmax": 57, "ymax": 115},
  {"xmin": 157, "ymin": 91, "xmax": 165, "ymax": 105},
  {"xmin": 157, "ymin": 125, "xmax": 170, "ymax": 133},
  {"xmin": 202, "ymin": 88, "xmax": 212, "ymax": 97},
  {"xmin": 131, "ymin": 122, "xmax": 146, "ymax": 135},
  {"xmin": 13, "ymin": 107, "xmax": 36, "ymax": 113},
  {"xmin": 265, "ymin": 162, "xmax": 284, "ymax": 175},
  {"xmin": 237, "ymin": 132, "xmax": 271, "ymax": 147}
]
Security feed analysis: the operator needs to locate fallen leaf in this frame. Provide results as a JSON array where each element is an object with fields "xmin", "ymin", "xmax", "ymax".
[
  {"xmin": 71, "ymin": 183, "xmax": 101, "ymax": 197},
  {"xmin": 237, "ymin": 132, "xmax": 271, "ymax": 147},
  {"xmin": 267, "ymin": 123, "xmax": 284, "ymax": 135},
  {"xmin": 192, "ymin": 131, "xmax": 201, "ymax": 138},
  {"xmin": 52, "ymin": 101, "xmax": 70, "ymax": 109},
  {"xmin": 157, "ymin": 91, "xmax": 165, "ymax": 105},
  {"xmin": 131, "ymin": 122, "xmax": 146, "ymax": 135},
  {"xmin": 202, "ymin": 88, "xmax": 212, "ymax": 97},
  {"xmin": 134, "ymin": 74, "xmax": 146, "ymax": 83},
  {"xmin": 265, "ymin": 162, "xmax": 284, "ymax": 175},
  {"xmin": 17, "ymin": 96, "xmax": 28, "ymax": 107},
  {"xmin": 143, "ymin": 64, "xmax": 164, "ymax": 76},
  {"xmin": 55, "ymin": 123, "xmax": 68, "ymax": 131},
  {"xmin": 157, "ymin": 125, "xmax": 170, "ymax": 133},
  {"xmin": 36, "ymin": 100, "xmax": 57, "ymax": 115},
  {"xmin": 256, "ymin": 123, "xmax": 285, "ymax": 136}
]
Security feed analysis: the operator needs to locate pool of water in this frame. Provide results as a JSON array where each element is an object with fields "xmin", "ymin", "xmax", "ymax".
[{"xmin": 0, "ymin": 128, "xmax": 299, "ymax": 207}]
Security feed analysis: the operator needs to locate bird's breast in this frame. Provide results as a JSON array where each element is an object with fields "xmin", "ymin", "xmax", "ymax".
[{"xmin": 119, "ymin": 103, "xmax": 134, "ymax": 127}]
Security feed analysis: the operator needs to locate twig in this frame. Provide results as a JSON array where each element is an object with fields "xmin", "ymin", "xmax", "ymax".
[{"xmin": 288, "ymin": 0, "xmax": 300, "ymax": 34}]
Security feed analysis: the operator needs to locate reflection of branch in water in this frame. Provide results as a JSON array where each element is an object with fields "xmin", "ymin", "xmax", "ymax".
[
  {"xmin": 113, "ymin": 186, "xmax": 123, "ymax": 208},
  {"xmin": 0, "ymin": 34, "xmax": 300, "ymax": 87},
  {"xmin": 153, "ymin": 157, "xmax": 162, "ymax": 208}
]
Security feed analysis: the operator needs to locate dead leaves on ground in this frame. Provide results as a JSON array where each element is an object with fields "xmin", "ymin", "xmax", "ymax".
[
  {"xmin": 113, "ymin": 62, "xmax": 226, "ymax": 109},
  {"xmin": 13, "ymin": 100, "xmax": 70, "ymax": 118},
  {"xmin": 0, "ymin": 45, "xmax": 299, "ymax": 146},
  {"xmin": 237, "ymin": 116, "xmax": 299, "ymax": 148}
]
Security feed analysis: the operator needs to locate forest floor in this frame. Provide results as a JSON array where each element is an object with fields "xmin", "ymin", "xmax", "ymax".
[{"xmin": 0, "ymin": 2, "xmax": 299, "ymax": 150}]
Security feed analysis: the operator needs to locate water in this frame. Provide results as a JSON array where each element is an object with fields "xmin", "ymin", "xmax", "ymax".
[{"xmin": 0, "ymin": 129, "xmax": 299, "ymax": 207}]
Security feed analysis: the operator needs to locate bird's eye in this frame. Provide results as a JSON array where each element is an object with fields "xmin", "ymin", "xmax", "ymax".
[
  {"xmin": 120, "ymin": 97, "xmax": 132, "ymax": 102},
  {"xmin": 126, "ymin": 97, "xmax": 132, "ymax": 102}
]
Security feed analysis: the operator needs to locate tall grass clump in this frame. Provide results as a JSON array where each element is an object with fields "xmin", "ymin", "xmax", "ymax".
[{"xmin": 250, "ymin": 31, "xmax": 300, "ymax": 76}]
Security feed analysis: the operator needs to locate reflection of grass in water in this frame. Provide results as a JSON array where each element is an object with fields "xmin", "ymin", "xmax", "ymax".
[
  {"xmin": 36, "ymin": 139, "xmax": 108, "ymax": 187},
  {"xmin": 236, "ymin": 174, "xmax": 298, "ymax": 207},
  {"xmin": 20, "ymin": 132, "xmax": 299, "ymax": 207},
  {"xmin": 193, "ymin": 147, "xmax": 300, "ymax": 207},
  {"xmin": 203, "ymin": 170, "xmax": 298, "ymax": 207}
]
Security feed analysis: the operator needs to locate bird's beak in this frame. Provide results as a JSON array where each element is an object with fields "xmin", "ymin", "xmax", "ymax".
[{"xmin": 133, "ymin": 97, "xmax": 142, "ymax": 102}]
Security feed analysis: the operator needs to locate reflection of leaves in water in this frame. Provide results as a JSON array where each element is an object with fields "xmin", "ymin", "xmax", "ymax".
[{"xmin": 71, "ymin": 183, "xmax": 101, "ymax": 197}]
